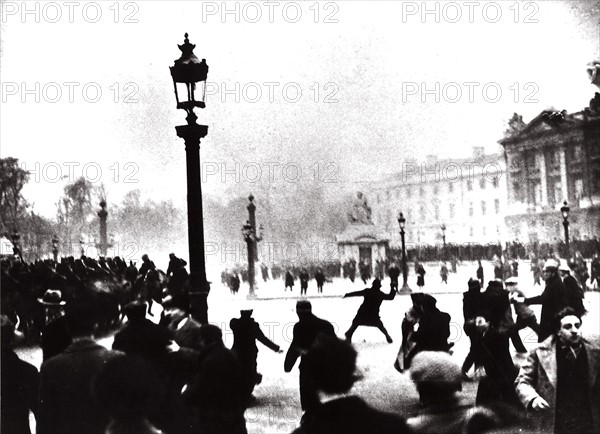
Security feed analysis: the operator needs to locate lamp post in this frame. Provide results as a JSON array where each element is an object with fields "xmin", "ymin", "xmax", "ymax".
[
  {"xmin": 440, "ymin": 223, "xmax": 447, "ymax": 260},
  {"xmin": 170, "ymin": 33, "xmax": 210, "ymax": 324},
  {"xmin": 560, "ymin": 201, "xmax": 570, "ymax": 258},
  {"xmin": 242, "ymin": 194, "xmax": 263, "ymax": 299},
  {"xmin": 51, "ymin": 234, "xmax": 59, "ymax": 262},
  {"xmin": 97, "ymin": 200, "xmax": 108, "ymax": 257},
  {"xmin": 397, "ymin": 213, "xmax": 412, "ymax": 294},
  {"xmin": 79, "ymin": 239, "xmax": 85, "ymax": 258}
]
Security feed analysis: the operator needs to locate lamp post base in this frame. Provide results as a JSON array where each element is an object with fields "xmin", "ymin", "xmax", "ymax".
[
  {"xmin": 398, "ymin": 283, "xmax": 413, "ymax": 295},
  {"xmin": 247, "ymin": 289, "xmax": 257, "ymax": 300}
]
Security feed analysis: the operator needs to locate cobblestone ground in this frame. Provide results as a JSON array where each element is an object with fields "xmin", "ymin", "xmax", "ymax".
[{"xmin": 17, "ymin": 261, "xmax": 600, "ymax": 433}]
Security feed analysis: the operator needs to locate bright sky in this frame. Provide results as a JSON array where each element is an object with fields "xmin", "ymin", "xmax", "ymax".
[{"xmin": 1, "ymin": 0, "xmax": 599, "ymax": 218}]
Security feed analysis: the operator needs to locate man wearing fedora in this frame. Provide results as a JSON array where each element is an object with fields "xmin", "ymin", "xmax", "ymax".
[
  {"xmin": 38, "ymin": 289, "xmax": 72, "ymax": 361},
  {"xmin": 343, "ymin": 278, "xmax": 395, "ymax": 343},
  {"xmin": 559, "ymin": 262, "xmax": 586, "ymax": 318},
  {"xmin": 515, "ymin": 307, "xmax": 600, "ymax": 433},
  {"xmin": 230, "ymin": 308, "xmax": 283, "ymax": 402},
  {"xmin": 525, "ymin": 259, "xmax": 569, "ymax": 342}
]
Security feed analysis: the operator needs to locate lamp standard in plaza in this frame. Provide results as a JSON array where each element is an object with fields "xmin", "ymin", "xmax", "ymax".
[
  {"xmin": 97, "ymin": 200, "xmax": 108, "ymax": 257},
  {"xmin": 51, "ymin": 234, "xmax": 59, "ymax": 262},
  {"xmin": 397, "ymin": 212, "xmax": 412, "ymax": 294},
  {"xmin": 561, "ymin": 200, "xmax": 570, "ymax": 258},
  {"xmin": 440, "ymin": 223, "xmax": 447, "ymax": 260},
  {"xmin": 170, "ymin": 33, "xmax": 210, "ymax": 324},
  {"xmin": 79, "ymin": 239, "xmax": 85, "ymax": 258},
  {"xmin": 242, "ymin": 194, "xmax": 263, "ymax": 299}
]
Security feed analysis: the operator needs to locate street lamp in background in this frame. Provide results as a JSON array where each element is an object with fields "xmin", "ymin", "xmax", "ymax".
[
  {"xmin": 11, "ymin": 229, "xmax": 21, "ymax": 260},
  {"xmin": 397, "ymin": 213, "xmax": 412, "ymax": 294},
  {"xmin": 170, "ymin": 33, "xmax": 210, "ymax": 324},
  {"xmin": 79, "ymin": 239, "xmax": 85, "ymax": 258},
  {"xmin": 560, "ymin": 201, "xmax": 570, "ymax": 258},
  {"xmin": 97, "ymin": 200, "xmax": 108, "ymax": 257},
  {"xmin": 51, "ymin": 234, "xmax": 59, "ymax": 262},
  {"xmin": 440, "ymin": 223, "xmax": 447, "ymax": 260},
  {"xmin": 242, "ymin": 194, "xmax": 263, "ymax": 299}
]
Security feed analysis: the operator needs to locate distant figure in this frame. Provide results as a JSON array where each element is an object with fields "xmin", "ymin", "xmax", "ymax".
[
  {"xmin": 461, "ymin": 278, "xmax": 485, "ymax": 379},
  {"xmin": 359, "ymin": 260, "xmax": 371, "ymax": 285},
  {"xmin": 1, "ymin": 315, "xmax": 39, "ymax": 434},
  {"xmin": 388, "ymin": 261, "xmax": 400, "ymax": 292},
  {"xmin": 293, "ymin": 335, "xmax": 409, "ymax": 434},
  {"xmin": 230, "ymin": 309, "xmax": 283, "ymax": 402},
  {"xmin": 260, "ymin": 264, "xmax": 269, "ymax": 282},
  {"xmin": 139, "ymin": 254, "xmax": 156, "ymax": 278},
  {"xmin": 440, "ymin": 262, "xmax": 448, "ymax": 284},
  {"xmin": 515, "ymin": 307, "xmax": 600, "ymax": 433},
  {"xmin": 416, "ymin": 264, "xmax": 426, "ymax": 289},
  {"xmin": 284, "ymin": 300, "xmax": 335, "ymax": 411},
  {"xmin": 348, "ymin": 260, "xmax": 356, "ymax": 283},
  {"xmin": 343, "ymin": 279, "xmax": 395, "ymax": 343},
  {"xmin": 559, "ymin": 262, "xmax": 586, "ymax": 317},
  {"xmin": 285, "ymin": 270, "xmax": 295, "ymax": 292},
  {"xmin": 476, "ymin": 260, "xmax": 484, "ymax": 286},
  {"xmin": 299, "ymin": 268, "xmax": 310, "ymax": 296},
  {"xmin": 314, "ymin": 268, "xmax": 326, "ymax": 294}
]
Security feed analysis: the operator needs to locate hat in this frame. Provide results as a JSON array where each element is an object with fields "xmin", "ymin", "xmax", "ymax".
[
  {"xmin": 123, "ymin": 300, "xmax": 148, "ymax": 319},
  {"xmin": 240, "ymin": 309, "xmax": 253, "ymax": 316},
  {"xmin": 38, "ymin": 289, "xmax": 66, "ymax": 306},
  {"xmin": 467, "ymin": 278, "xmax": 481, "ymax": 292},
  {"xmin": 372, "ymin": 278, "xmax": 382, "ymax": 288},
  {"xmin": 544, "ymin": 259, "xmax": 560, "ymax": 270},
  {"xmin": 410, "ymin": 351, "xmax": 461, "ymax": 389},
  {"xmin": 505, "ymin": 277, "xmax": 518, "ymax": 285}
]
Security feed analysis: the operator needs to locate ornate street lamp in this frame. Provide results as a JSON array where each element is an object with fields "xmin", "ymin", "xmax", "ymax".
[
  {"xmin": 51, "ymin": 234, "xmax": 59, "ymax": 262},
  {"xmin": 397, "ymin": 213, "xmax": 412, "ymax": 294},
  {"xmin": 242, "ymin": 194, "xmax": 263, "ymax": 299},
  {"xmin": 79, "ymin": 239, "xmax": 85, "ymax": 258},
  {"xmin": 560, "ymin": 201, "xmax": 570, "ymax": 258},
  {"xmin": 170, "ymin": 33, "xmax": 210, "ymax": 324},
  {"xmin": 97, "ymin": 200, "xmax": 108, "ymax": 257}
]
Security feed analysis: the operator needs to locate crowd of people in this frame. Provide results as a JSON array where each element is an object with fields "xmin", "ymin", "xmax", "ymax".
[{"xmin": 1, "ymin": 248, "xmax": 599, "ymax": 434}]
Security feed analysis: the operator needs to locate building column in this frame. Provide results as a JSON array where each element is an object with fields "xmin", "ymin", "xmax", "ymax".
[
  {"xmin": 538, "ymin": 152, "xmax": 548, "ymax": 207},
  {"xmin": 559, "ymin": 147, "xmax": 569, "ymax": 204}
]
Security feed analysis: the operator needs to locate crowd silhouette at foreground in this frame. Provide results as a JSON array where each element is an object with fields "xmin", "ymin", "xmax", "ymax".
[{"xmin": 1, "ymin": 254, "xmax": 599, "ymax": 434}]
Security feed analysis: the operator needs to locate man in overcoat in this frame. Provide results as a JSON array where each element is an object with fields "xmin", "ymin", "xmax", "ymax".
[
  {"xmin": 525, "ymin": 259, "xmax": 568, "ymax": 342},
  {"xmin": 343, "ymin": 278, "xmax": 395, "ymax": 343},
  {"xmin": 284, "ymin": 300, "xmax": 335, "ymax": 411},
  {"xmin": 515, "ymin": 307, "xmax": 600, "ymax": 433}
]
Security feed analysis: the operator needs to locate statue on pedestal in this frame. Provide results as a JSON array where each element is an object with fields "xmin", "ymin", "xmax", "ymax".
[{"xmin": 348, "ymin": 192, "xmax": 373, "ymax": 225}]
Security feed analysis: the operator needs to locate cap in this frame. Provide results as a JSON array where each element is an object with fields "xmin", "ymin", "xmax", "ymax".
[
  {"xmin": 37, "ymin": 289, "xmax": 66, "ymax": 306},
  {"xmin": 410, "ymin": 351, "xmax": 461, "ymax": 389},
  {"xmin": 544, "ymin": 259, "xmax": 560, "ymax": 270},
  {"xmin": 296, "ymin": 300, "xmax": 312, "ymax": 312},
  {"xmin": 505, "ymin": 277, "xmax": 518, "ymax": 285}
]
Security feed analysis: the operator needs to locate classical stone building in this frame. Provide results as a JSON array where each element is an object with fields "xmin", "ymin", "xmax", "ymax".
[
  {"xmin": 369, "ymin": 148, "xmax": 507, "ymax": 248},
  {"xmin": 499, "ymin": 102, "xmax": 600, "ymax": 244}
]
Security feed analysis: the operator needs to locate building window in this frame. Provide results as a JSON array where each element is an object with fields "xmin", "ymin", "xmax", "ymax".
[
  {"xmin": 574, "ymin": 178, "xmax": 584, "ymax": 200},
  {"xmin": 479, "ymin": 177, "xmax": 486, "ymax": 190},
  {"xmin": 386, "ymin": 190, "xmax": 391, "ymax": 200},
  {"xmin": 449, "ymin": 203, "xmax": 455, "ymax": 219},
  {"xmin": 406, "ymin": 187, "xmax": 412, "ymax": 197},
  {"xmin": 434, "ymin": 185, "xmax": 439, "ymax": 195},
  {"xmin": 512, "ymin": 182, "xmax": 522, "ymax": 202},
  {"xmin": 434, "ymin": 205, "xmax": 439, "ymax": 220},
  {"xmin": 494, "ymin": 199, "xmax": 500, "ymax": 214},
  {"xmin": 481, "ymin": 201, "xmax": 487, "ymax": 216},
  {"xmin": 419, "ymin": 186, "xmax": 425, "ymax": 196},
  {"xmin": 376, "ymin": 194, "xmax": 380, "ymax": 204},
  {"xmin": 483, "ymin": 226, "xmax": 487, "ymax": 236},
  {"xmin": 448, "ymin": 183, "xmax": 454, "ymax": 193},
  {"xmin": 573, "ymin": 145, "xmax": 583, "ymax": 161},
  {"xmin": 553, "ymin": 181, "xmax": 562, "ymax": 205},
  {"xmin": 397, "ymin": 189, "xmax": 401, "ymax": 199},
  {"xmin": 469, "ymin": 227, "xmax": 474, "ymax": 237},
  {"xmin": 492, "ymin": 177, "xmax": 499, "ymax": 188},
  {"xmin": 467, "ymin": 180, "xmax": 473, "ymax": 191},
  {"xmin": 469, "ymin": 203, "xmax": 474, "ymax": 217},
  {"xmin": 420, "ymin": 206, "xmax": 426, "ymax": 220}
]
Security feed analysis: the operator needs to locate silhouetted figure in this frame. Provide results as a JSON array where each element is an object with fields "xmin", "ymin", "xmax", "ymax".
[
  {"xmin": 139, "ymin": 254, "xmax": 156, "ymax": 278},
  {"xmin": 348, "ymin": 260, "xmax": 356, "ymax": 283},
  {"xmin": 416, "ymin": 264, "xmax": 426, "ymax": 289},
  {"xmin": 300, "ymin": 268, "xmax": 310, "ymax": 296},
  {"xmin": 183, "ymin": 324, "xmax": 247, "ymax": 434},
  {"xmin": 285, "ymin": 270, "xmax": 295, "ymax": 291},
  {"xmin": 314, "ymin": 268, "xmax": 325, "ymax": 293},
  {"xmin": 38, "ymin": 300, "xmax": 121, "ymax": 434},
  {"xmin": 343, "ymin": 278, "xmax": 395, "ymax": 343},
  {"xmin": 461, "ymin": 279, "xmax": 485, "ymax": 378},
  {"xmin": 230, "ymin": 309, "xmax": 283, "ymax": 402},
  {"xmin": 388, "ymin": 262, "xmax": 400, "ymax": 292},
  {"xmin": 440, "ymin": 262, "xmax": 449, "ymax": 284},
  {"xmin": 559, "ymin": 264, "xmax": 586, "ymax": 317},
  {"xmin": 506, "ymin": 277, "xmax": 539, "ymax": 338},
  {"xmin": 38, "ymin": 289, "xmax": 72, "ymax": 361},
  {"xmin": 284, "ymin": 300, "xmax": 335, "ymax": 411},
  {"xmin": 125, "ymin": 260, "xmax": 138, "ymax": 286},
  {"xmin": 476, "ymin": 260, "xmax": 484, "ymax": 286},
  {"xmin": 293, "ymin": 335, "xmax": 409, "ymax": 434},
  {"xmin": 260, "ymin": 264, "xmax": 269, "ymax": 282},
  {"xmin": 482, "ymin": 279, "xmax": 526, "ymax": 354},
  {"xmin": 93, "ymin": 354, "xmax": 165, "ymax": 434},
  {"xmin": 160, "ymin": 303, "xmax": 203, "ymax": 351},
  {"xmin": 1, "ymin": 315, "xmax": 39, "ymax": 434}
]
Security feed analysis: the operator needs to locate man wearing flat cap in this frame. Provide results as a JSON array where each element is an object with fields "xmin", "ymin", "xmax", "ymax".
[
  {"xmin": 284, "ymin": 300, "xmax": 335, "ymax": 412},
  {"xmin": 525, "ymin": 259, "xmax": 568, "ymax": 342}
]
